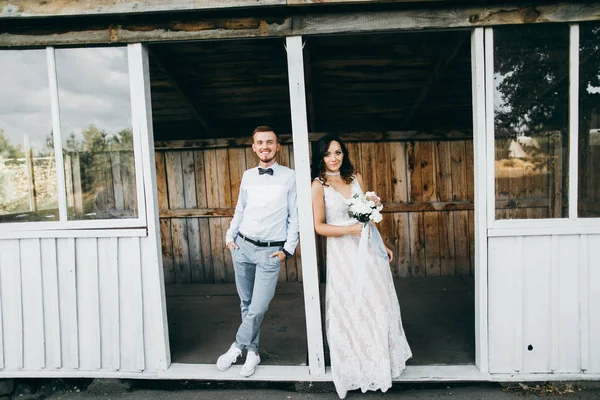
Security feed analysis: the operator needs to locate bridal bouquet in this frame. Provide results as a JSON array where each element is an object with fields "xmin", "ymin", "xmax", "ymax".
[{"xmin": 347, "ymin": 191, "xmax": 383, "ymax": 224}]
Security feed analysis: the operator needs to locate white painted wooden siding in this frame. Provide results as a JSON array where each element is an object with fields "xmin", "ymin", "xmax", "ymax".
[
  {"xmin": 0, "ymin": 234, "xmax": 168, "ymax": 373},
  {"xmin": 488, "ymin": 234, "xmax": 600, "ymax": 374}
]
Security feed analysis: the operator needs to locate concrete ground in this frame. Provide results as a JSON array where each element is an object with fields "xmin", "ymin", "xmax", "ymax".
[
  {"xmin": 28, "ymin": 380, "xmax": 600, "ymax": 400},
  {"xmin": 166, "ymin": 276, "xmax": 475, "ymax": 366}
]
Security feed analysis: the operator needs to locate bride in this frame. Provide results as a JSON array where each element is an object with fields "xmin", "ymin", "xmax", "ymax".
[{"xmin": 310, "ymin": 135, "xmax": 412, "ymax": 399}]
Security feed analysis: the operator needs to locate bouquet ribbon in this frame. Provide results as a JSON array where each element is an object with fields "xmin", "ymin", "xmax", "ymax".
[{"xmin": 354, "ymin": 222, "xmax": 389, "ymax": 307}]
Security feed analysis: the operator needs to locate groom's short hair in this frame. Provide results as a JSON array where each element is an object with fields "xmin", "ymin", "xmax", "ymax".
[{"xmin": 252, "ymin": 125, "xmax": 278, "ymax": 141}]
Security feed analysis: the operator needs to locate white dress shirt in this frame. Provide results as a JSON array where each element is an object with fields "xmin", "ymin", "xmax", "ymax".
[{"xmin": 225, "ymin": 162, "xmax": 299, "ymax": 255}]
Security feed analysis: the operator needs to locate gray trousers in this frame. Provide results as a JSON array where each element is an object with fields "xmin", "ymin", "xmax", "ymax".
[{"xmin": 230, "ymin": 235, "xmax": 281, "ymax": 353}]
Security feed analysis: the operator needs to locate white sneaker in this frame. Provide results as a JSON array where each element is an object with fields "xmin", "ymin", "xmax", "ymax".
[
  {"xmin": 216, "ymin": 343, "xmax": 242, "ymax": 371},
  {"xmin": 240, "ymin": 351, "xmax": 260, "ymax": 377}
]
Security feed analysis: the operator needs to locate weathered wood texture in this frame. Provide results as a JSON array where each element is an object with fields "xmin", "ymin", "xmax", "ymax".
[
  {"xmin": 63, "ymin": 151, "xmax": 137, "ymax": 217},
  {"xmin": 157, "ymin": 139, "xmax": 481, "ymax": 283},
  {"xmin": 0, "ymin": 0, "xmax": 445, "ymax": 18},
  {"xmin": 3, "ymin": 3, "xmax": 600, "ymax": 47},
  {"xmin": 156, "ymin": 144, "xmax": 302, "ymax": 284},
  {"xmin": 494, "ymin": 134, "xmax": 565, "ymax": 220}
]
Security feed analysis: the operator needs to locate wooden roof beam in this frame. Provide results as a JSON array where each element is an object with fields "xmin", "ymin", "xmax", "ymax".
[
  {"xmin": 2, "ymin": 3, "xmax": 600, "ymax": 46},
  {"xmin": 400, "ymin": 34, "xmax": 467, "ymax": 128},
  {"xmin": 149, "ymin": 48, "xmax": 213, "ymax": 135}
]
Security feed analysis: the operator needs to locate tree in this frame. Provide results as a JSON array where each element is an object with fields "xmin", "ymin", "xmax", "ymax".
[{"xmin": 0, "ymin": 128, "xmax": 25, "ymax": 159}]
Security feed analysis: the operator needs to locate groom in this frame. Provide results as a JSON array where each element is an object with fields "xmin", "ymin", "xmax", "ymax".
[{"xmin": 217, "ymin": 125, "xmax": 299, "ymax": 377}]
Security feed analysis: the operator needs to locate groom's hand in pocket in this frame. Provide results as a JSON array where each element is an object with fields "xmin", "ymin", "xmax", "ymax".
[{"xmin": 270, "ymin": 250, "xmax": 286, "ymax": 263}]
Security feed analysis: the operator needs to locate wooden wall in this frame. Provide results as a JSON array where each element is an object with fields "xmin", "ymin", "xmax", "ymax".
[
  {"xmin": 156, "ymin": 145, "xmax": 302, "ymax": 284},
  {"xmin": 156, "ymin": 139, "xmax": 478, "ymax": 284},
  {"xmin": 0, "ymin": 234, "xmax": 168, "ymax": 373},
  {"xmin": 488, "ymin": 234, "xmax": 600, "ymax": 373}
]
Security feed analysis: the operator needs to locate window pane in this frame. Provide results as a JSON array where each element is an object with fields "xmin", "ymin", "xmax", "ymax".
[
  {"xmin": 56, "ymin": 47, "xmax": 138, "ymax": 220},
  {"xmin": 579, "ymin": 23, "xmax": 600, "ymax": 218},
  {"xmin": 0, "ymin": 50, "xmax": 58, "ymax": 223},
  {"xmin": 494, "ymin": 25, "xmax": 569, "ymax": 220}
]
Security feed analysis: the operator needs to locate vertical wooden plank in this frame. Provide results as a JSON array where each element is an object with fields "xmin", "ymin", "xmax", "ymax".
[
  {"xmin": 451, "ymin": 141, "xmax": 470, "ymax": 276},
  {"xmin": 344, "ymin": 142, "xmax": 361, "ymax": 175},
  {"xmin": 159, "ymin": 219, "xmax": 175, "ymax": 284},
  {"xmin": 420, "ymin": 141, "xmax": 436, "ymax": 202},
  {"xmin": 228, "ymin": 148, "xmax": 247, "ymax": 208},
  {"xmin": 375, "ymin": 142, "xmax": 392, "ymax": 200},
  {"xmin": 361, "ymin": 142, "xmax": 376, "ymax": 191},
  {"xmin": 182, "ymin": 151, "xmax": 202, "ymax": 284},
  {"xmin": 0, "ymin": 240, "xmax": 23, "ymax": 369},
  {"xmin": 390, "ymin": 142, "xmax": 408, "ymax": 203},
  {"xmin": 40, "ymin": 238, "xmax": 62, "ymax": 369},
  {"xmin": 580, "ymin": 235, "xmax": 589, "ymax": 372},
  {"xmin": 437, "ymin": 141, "xmax": 456, "ymax": 275},
  {"xmin": 129, "ymin": 43, "xmax": 170, "ymax": 370},
  {"xmin": 119, "ymin": 237, "xmax": 145, "ymax": 371},
  {"xmin": 111, "ymin": 152, "xmax": 125, "ymax": 211},
  {"xmin": 488, "ymin": 237, "xmax": 517, "ymax": 373},
  {"xmin": 155, "ymin": 152, "xmax": 168, "ymax": 210},
  {"xmin": 65, "ymin": 154, "xmax": 74, "ymax": 208},
  {"xmin": 20, "ymin": 239, "xmax": 45, "ymax": 369},
  {"xmin": 588, "ymin": 235, "xmax": 600, "ymax": 372},
  {"xmin": 553, "ymin": 134, "xmax": 564, "ymax": 218},
  {"xmin": 155, "ymin": 151, "xmax": 175, "ymax": 283},
  {"xmin": 216, "ymin": 148, "xmax": 232, "ymax": 207},
  {"xmin": 205, "ymin": 149, "xmax": 225, "ymax": 283},
  {"xmin": 76, "ymin": 238, "xmax": 101, "ymax": 370},
  {"xmin": 409, "ymin": 212, "xmax": 425, "ymax": 277},
  {"xmin": 394, "ymin": 213, "xmax": 411, "ymax": 278},
  {"xmin": 466, "ymin": 140, "xmax": 475, "ymax": 202},
  {"xmin": 72, "ymin": 154, "xmax": 83, "ymax": 214},
  {"xmin": 195, "ymin": 150, "xmax": 213, "ymax": 283},
  {"xmin": 97, "ymin": 237, "xmax": 120, "ymax": 370},
  {"xmin": 521, "ymin": 236, "xmax": 552, "ymax": 372},
  {"xmin": 275, "ymin": 146, "xmax": 290, "ymax": 282},
  {"xmin": 56, "ymin": 238, "xmax": 78, "ymax": 369},
  {"xmin": 245, "ymin": 146, "xmax": 257, "ymax": 169},
  {"xmin": 408, "ymin": 142, "xmax": 422, "ymax": 203},
  {"xmin": 286, "ymin": 36, "xmax": 325, "ymax": 375},
  {"xmin": 438, "ymin": 210, "xmax": 456, "ymax": 276},
  {"xmin": 557, "ymin": 235, "xmax": 581, "ymax": 371},
  {"xmin": 222, "ymin": 217, "xmax": 236, "ymax": 283},
  {"xmin": 166, "ymin": 151, "xmax": 191, "ymax": 284},
  {"xmin": 121, "ymin": 151, "xmax": 137, "ymax": 212},
  {"xmin": 423, "ymin": 211, "xmax": 440, "ymax": 277}
]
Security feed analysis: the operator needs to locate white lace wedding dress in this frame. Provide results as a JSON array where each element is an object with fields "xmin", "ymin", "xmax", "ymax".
[{"xmin": 321, "ymin": 177, "xmax": 412, "ymax": 399}]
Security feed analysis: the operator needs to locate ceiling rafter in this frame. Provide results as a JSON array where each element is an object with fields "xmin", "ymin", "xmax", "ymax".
[
  {"xmin": 149, "ymin": 48, "xmax": 213, "ymax": 135},
  {"xmin": 400, "ymin": 34, "xmax": 467, "ymax": 128}
]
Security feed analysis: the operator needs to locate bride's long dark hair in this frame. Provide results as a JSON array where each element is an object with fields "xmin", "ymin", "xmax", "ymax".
[{"xmin": 311, "ymin": 135, "xmax": 355, "ymax": 185}]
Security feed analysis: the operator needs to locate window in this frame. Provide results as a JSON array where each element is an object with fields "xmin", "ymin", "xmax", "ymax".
[
  {"xmin": 578, "ymin": 23, "xmax": 600, "ymax": 218},
  {"xmin": 0, "ymin": 46, "xmax": 145, "ymax": 229},
  {"xmin": 493, "ymin": 24, "xmax": 570, "ymax": 220},
  {"xmin": 0, "ymin": 50, "xmax": 58, "ymax": 223},
  {"xmin": 55, "ymin": 48, "xmax": 138, "ymax": 220}
]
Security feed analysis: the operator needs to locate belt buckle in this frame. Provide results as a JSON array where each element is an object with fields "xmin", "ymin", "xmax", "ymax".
[{"xmin": 266, "ymin": 240, "xmax": 271, "ymax": 247}]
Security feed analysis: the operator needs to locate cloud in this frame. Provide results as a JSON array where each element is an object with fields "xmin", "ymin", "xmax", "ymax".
[{"xmin": 0, "ymin": 46, "xmax": 132, "ymax": 152}]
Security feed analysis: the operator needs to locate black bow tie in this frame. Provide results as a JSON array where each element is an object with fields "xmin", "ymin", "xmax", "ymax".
[{"xmin": 258, "ymin": 167, "xmax": 274, "ymax": 176}]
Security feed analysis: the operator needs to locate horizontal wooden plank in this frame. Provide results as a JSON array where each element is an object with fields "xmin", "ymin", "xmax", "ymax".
[
  {"xmin": 159, "ymin": 201, "xmax": 477, "ymax": 218},
  {"xmin": 0, "ymin": 0, "xmax": 286, "ymax": 18},
  {"xmin": 3, "ymin": 3, "xmax": 600, "ymax": 46},
  {"xmin": 154, "ymin": 130, "xmax": 472, "ymax": 150}
]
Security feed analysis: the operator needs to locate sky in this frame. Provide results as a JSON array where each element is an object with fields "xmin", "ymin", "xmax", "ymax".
[{"xmin": 0, "ymin": 46, "xmax": 132, "ymax": 155}]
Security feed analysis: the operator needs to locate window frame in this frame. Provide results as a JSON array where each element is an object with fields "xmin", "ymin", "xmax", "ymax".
[
  {"xmin": 485, "ymin": 23, "xmax": 600, "ymax": 233},
  {"xmin": 0, "ymin": 45, "xmax": 147, "ymax": 232}
]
